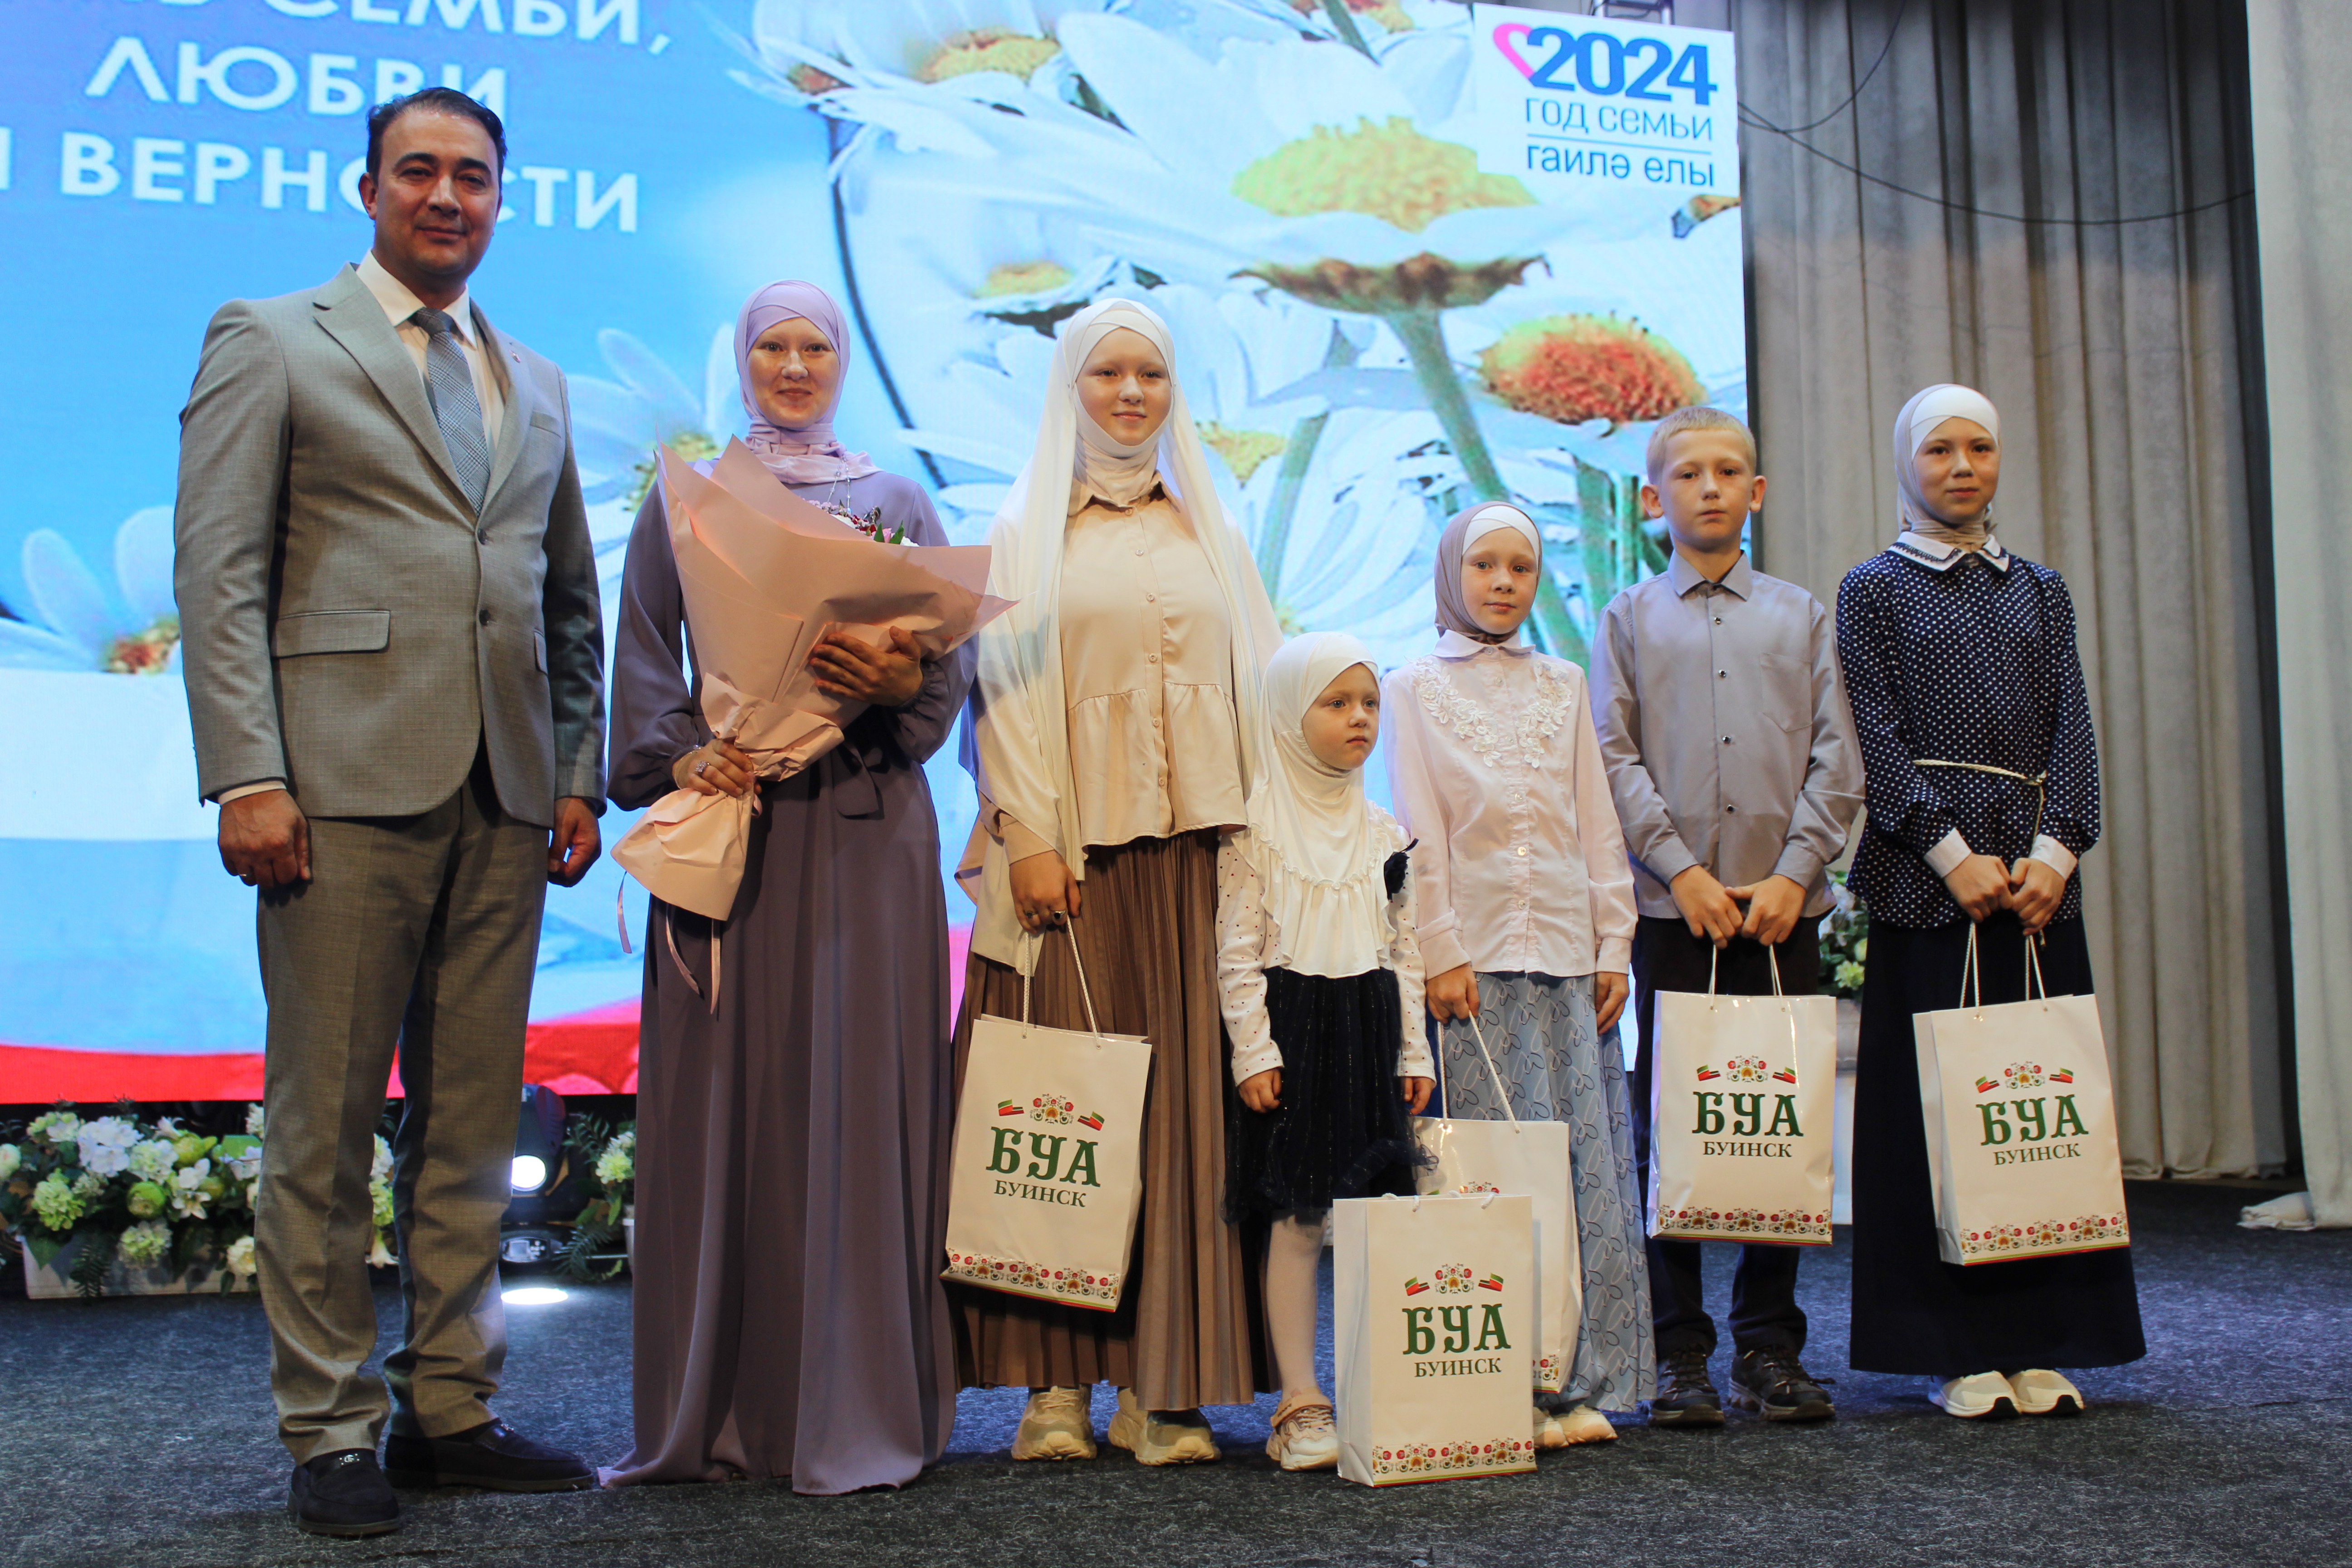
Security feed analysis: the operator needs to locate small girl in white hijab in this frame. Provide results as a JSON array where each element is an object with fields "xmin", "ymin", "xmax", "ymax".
[{"xmin": 1217, "ymin": 632, "xmax": 1436, "ymax": 1471}]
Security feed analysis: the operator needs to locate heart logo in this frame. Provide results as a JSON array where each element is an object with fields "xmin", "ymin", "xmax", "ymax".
[{"xmin": 1491, "ymin": 21, "xmax": 1538, "ymax": 79}]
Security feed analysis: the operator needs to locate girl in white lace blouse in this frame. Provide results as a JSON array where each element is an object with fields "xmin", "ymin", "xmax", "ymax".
[
  {"xmin": 1382, "ymin": 503, "xmax": 1652, "ymax": 1446},
  {"xmin": 1217, "ymin": 632, "xmax": 1435, "ymax": 1473}
]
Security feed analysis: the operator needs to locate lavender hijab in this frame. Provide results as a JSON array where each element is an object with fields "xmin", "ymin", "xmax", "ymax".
[
  {"xmin": 736, "ymin": 280, "xmax": 880, "ymax": 484},
  {"xmin": 1434, "ymin": 501, "xmax": 1544, "ymax": 643}
]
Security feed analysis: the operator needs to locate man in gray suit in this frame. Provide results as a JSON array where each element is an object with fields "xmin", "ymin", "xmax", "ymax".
[{"xmin": 175, "ymin": 88, "xmax": 605, "ymax": 1538}]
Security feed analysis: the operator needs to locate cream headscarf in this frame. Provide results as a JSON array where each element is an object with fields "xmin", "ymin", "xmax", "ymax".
[
  {"xmin": 1239, "ymin": 632, "xmax": 1396, "ymax": 979},
  {"xmin": 964, "ymin": 296, "xmax": 1284, "ymax": 964},
  {"xmin": 1892, "ymin": 382, "xmax": 2000, "ymax": 549}
]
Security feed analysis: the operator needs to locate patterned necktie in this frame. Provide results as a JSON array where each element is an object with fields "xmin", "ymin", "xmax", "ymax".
[{"xmin": 411, "ymin": 306, "xmax": 492, "ymax": 512}]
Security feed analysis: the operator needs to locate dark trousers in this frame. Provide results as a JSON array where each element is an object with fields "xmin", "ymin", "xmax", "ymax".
[{"xmin": 1629, "ymin": 914, "xmax": 1819, "ymax": 1358}]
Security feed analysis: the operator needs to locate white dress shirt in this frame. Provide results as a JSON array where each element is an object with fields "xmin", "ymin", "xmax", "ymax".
[
  {"xmin": 1383, "ymin": 631, "xmax": 1639, "ymax": 980},
  {"xmin": 215, "ymin": 253, "xmax": 508, "ymax": 806},
  {"xmin": 1216, "ymin": 806, "xmax": 1433, "ymax": 1086}
]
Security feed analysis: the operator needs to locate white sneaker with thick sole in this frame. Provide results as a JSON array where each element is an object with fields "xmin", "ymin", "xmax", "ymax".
[
  {"xmin": 1265, "ymin": 1396, "xmax": 1339, "ymax": 1471},
  {"xmin": 1107, "ymin": 1389, "xmax": 1219, "ymax": 1465},
  {"xmin": 1932, "ymin": 1372, "xmax": 2019, "ymax": 1419},
  {"xmin": 1011, "ymin": 1387, "xmax": 1098, "ymax": 1460},
  {"xmin": 2007, "ymin": 1369, "xmax": 2083, "ymax": 1416},
  {"xmin": 1554, "ymin": 1403, "xmax": 1617, "ymax": 1444}
]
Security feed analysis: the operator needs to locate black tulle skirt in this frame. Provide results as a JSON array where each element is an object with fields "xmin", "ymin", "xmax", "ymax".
[{"xmin": 1225, "ymin": 966, "xmax": 1426, "ymax": 1220}]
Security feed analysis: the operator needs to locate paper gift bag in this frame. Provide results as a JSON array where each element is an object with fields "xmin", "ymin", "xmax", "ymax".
[
  {"xmin": 1414, "ymin": 1015, "xmax": 1579, "ymax": 1393},
  {"xmin": 1647, "ymin": 946, "xmax": 1838, "ymax": 1245},
  {"xmin": 941, "ymin": 927, "xmax": 1151, "ymax": 1309},
  {"xmin": 1914, "ymin": 930, "xmax": 2129, "ymax": 1266},
  {"xmin": 1333, "ymin": 1193, "xmax": 1538, "ymax": 1487}
]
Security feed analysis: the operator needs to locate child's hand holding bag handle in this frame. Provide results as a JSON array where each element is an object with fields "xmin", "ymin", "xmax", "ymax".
[
  {"xmin": 942, "ymin": 921, "xmax": 1152, "ymax": 1308},
  {"xmin": 1913, "ymin": 926, "xmax": 2129, "ymax": 1265},
  {"xmin": 1413, "ymin": 1014, "xmax": 1580, "ymax": 1395},
  {"xmin": 1647, "ymin": 943, "xmax": 1840, "ymax": 1245}
]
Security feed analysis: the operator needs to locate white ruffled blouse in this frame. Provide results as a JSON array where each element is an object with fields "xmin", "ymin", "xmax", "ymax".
[
  {"xmin": 1216, "ymin": 803, "xmax": 1433, "ymax": 1086},
  {"xmin": 1382, "ymin": 630, "xmax": 1638, "ymax": 980}
]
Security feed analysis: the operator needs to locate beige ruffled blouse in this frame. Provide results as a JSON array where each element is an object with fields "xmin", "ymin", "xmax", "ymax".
[{"xmin": 992, "ymin": 490, "xmax": 1246, "ymax": 863}]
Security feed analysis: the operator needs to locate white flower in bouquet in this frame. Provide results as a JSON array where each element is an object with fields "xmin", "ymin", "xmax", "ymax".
[
  {"xmin": 76, "ymin": 1116, "xmax": 140, "ymax": 1177},
  {"xmin": 126, "ymin": 1180, "xmax": 168, "ymax": 1219},
  {"xmin": 370, "ymin": 1176, "xmax": 394, "ymax": 1231},
  {"xmin": 226, "ymin": 1234, "xmax": 258, "ymax": 1280},
  {"xmin": 244, "ymin": 1103, "xmax": 266, "ymax": 1137},
  {"xmin": 71, "ymin": 1170, "xmax": 106, "ymax": 1200},
  {"xmin": 0, "ymin": 1144, "xmax": 19, "ymax": 1182},
  {"xmin": 118, "ymin": 1219, "xmax": 172, "ymax": 1267},
  {"xmin": 244, "ymin": 1179, "xmax": 260, "ymax": 1212},
  {"xmin": 367, "ymin": 1231, "xmax": 395, "ymax": 1268},
  {"xmin": 371, "ymin": 1135, "xmax": 394, "ymax": 1184},
  {"xmin": 168, "ymin": 1160, "xmax": 213, "ymax": 1220},
  {"xmin": 27, "ymin": 1111, "xmax": 83, "ymax": 1148},
  {"xmin": 127, "ymin": 1138, "xmax": 176, "ymax": 1183},
  {"xmin": 30, "ymin": 1171, "xmax": 83, "ymax": 1231},
  {"xmin": 594, "ymin": 1129, "xmax": 636, "ymax": 1188}
]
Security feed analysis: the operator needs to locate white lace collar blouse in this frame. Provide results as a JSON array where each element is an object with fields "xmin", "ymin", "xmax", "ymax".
[{"xmin": 1381, "ymin": 630, "xmax": 1637, "ymax": 980}]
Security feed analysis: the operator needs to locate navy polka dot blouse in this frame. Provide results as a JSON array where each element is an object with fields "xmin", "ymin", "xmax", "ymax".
[{"xmin": 1834, "ymin": 544, "xmax": 2101, "ymax": 930}]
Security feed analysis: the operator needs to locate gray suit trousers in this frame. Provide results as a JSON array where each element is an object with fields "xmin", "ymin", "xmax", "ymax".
[{"xmin": 255, "ymin": 754, "xmax": 545, "ymax": 1461}]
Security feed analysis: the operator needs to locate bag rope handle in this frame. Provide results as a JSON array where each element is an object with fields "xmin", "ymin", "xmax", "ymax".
[{"xmin": 1020, "ymin": 921, "xmax": 1106, "ymax": 1041}]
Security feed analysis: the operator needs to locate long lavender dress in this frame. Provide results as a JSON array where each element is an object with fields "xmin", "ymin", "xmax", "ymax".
[{"xmin": 604, "ymin": 472, "xmax": 974, "ymax": 1495}]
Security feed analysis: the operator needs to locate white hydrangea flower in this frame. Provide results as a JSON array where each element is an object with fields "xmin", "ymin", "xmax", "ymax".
[
  {"xmin": 0, "ymin": 1144, "xmax": 19, "ymax": 1182},
  {"xmin": 72, "ymin": 1170, "xmax": 107, "ymax": 1200},
  {"xmin": 226, "ymin": 1234, "xmax": 258, "ymax": 1279},
  {"xmin": 118, "ymin": 1219, "xmax": 172, "ymax": 1267},
  {"xmin": 168, "ymin": 1160, "xmax": 212, "ymax": 1220},
  {"xmin": 76, "ymin": 1116, "xmax": 140, "ymax": 1177},
  {"xmin": 27, "ymin": 1111, "xmax": 83, "ymax": 1147},
  {"xmin": 594, "ymin": 1129, "xmax": 637, "ymax": 1187},
  {"xmin": 371, "ymin": 1135, "xmax": 394, "ymax": 1184},
  {"xmin": 244, "ymin": 1104, "xmax": 266, "ymax": 1137},
  {"xmin": 127, "ymin": 1139, "xmax": 176, "ymax": 1183},
  {"xmin": 370, "ymin": 1176, "xmax": 394, "ymax": 1231}
]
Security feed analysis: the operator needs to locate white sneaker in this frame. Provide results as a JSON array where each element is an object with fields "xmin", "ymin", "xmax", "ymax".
[
  {"xmin": 2007, "ymin": 1369, "xmax": 2083, "ymax": 1416},
  {"xmin": 1931, "ymin": 1371, "xmax": 2019, "ymax": 1419},
  {"xmin": 1108, "ymin": 1388, "xmax": 1220, "ymax": 1465},
  {"xmin": 1553, "ymin": 1402, "xmax": 1618, "ymax": 1444},
  {"xmin": 1265, "ymin": 1395, "xmax": 1339, "ymax": 1471},
  {"xmin": 1011, "ymin": 1387, "xmax": 1098, "ymax": 1460},
  {"xmin": 1532, "ymin": 1403, "xmax": 1567, "ymax": 1450}
]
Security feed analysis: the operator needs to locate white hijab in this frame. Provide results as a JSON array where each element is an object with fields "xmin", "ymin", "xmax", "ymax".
[
  {"xmin": 1240, "ymin": 632, "xmax": 1394, "ymax": 980},
  {"xmin": 1893, "ymin": 383, "xmax": 2001, "ymax": 549},
  {"xmin": 965, "ymin": 297, "xmax": 1283, "ymax": 958}
]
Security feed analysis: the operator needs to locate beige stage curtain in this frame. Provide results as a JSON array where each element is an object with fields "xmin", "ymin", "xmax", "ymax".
[
  {"xmin": 2243, "ymin": 0, "xmax": 2352, "ymax": 1226},
  {"xmin": 1727, "ymin": 0, "xmax": 2286, "ymax": 1178}
]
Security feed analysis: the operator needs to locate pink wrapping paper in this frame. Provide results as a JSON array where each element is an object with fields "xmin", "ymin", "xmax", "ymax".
[{"xmin": 613, "ymin": 441, "xmax": 1010, "ymax": 920}]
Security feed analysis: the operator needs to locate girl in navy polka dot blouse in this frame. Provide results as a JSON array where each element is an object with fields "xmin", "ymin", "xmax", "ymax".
[{"xmin": 1836, "ymin": 385, "xmax": 2145, "ymax": 1416}]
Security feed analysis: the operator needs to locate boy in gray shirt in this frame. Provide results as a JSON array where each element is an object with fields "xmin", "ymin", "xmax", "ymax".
[{"xmin": 1589, "ymin": 407, "xmax": 1862, "ymax": 1426}]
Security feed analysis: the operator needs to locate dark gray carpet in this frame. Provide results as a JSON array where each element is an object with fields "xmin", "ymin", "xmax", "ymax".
[{"xmin": 5, "ymin": 1180, "xmax": 2346, "ymax": 1568}]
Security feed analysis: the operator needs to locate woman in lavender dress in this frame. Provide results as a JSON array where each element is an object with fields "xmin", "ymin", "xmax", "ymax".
[{"xmin": 604, "ymin": 281, "xmax": 975, "ymax": 1494}]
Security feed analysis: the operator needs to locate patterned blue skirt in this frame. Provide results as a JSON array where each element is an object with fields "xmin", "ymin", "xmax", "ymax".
[{"xmin": 1434, "ymin": 971, "xmax": 1656, "ymax": 1412}]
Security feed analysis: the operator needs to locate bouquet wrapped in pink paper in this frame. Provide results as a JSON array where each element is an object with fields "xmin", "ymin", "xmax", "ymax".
[{"xmin": 613, "ymin": 441, "xmax": 1011, "ymax": 921}]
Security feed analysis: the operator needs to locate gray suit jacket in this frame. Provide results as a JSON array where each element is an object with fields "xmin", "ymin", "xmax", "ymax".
[{"xmin": 175, "ymin": 265, "xmax": 605, "ymax": 827}]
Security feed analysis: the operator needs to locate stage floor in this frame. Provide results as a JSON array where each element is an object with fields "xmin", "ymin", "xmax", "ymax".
[{"xmin": 5, "ymin": 1180, "xmax": 2345, "ymax": 1568}]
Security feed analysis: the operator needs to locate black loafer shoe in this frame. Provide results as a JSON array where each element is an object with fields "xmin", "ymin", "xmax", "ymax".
[
  {"xmin": 1729, "ymin": 1345, "xmax": 1836, "ymax": 1422},
  {"xmin": 288, "ymin": 1449, "xmax": 401, "ymax": 1538},
  {"xmin": 384, "ymin": 1418, "xmax": 594, "ymax": 1493},
  {"xmin": 1649, "ymin": 1347, "xmax": 1726, "ymax": 1427}
]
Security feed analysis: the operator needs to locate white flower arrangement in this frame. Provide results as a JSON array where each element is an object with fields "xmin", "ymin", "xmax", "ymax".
[{"xmin": 0, "ymin": 1105, "xmax": 299, "ymax": 1298}]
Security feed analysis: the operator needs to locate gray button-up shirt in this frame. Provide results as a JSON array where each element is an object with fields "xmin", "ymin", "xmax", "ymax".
[{"xmin": 1589, "ymin": 551, "xmax": 1863, "ymax": 920}]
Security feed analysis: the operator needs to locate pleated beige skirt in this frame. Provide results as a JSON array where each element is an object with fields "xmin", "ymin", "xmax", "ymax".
[{"xmin": 948, "ymin": 829, "xmax": 1270, "ymax": 1410}]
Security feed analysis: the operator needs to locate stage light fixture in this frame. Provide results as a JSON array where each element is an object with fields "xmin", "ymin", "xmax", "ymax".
[
  {"xmin": 510, "ymin": 1154, "xmax": 549, "ymax": 1192},
  {"xmin": 510, "ymin": 1084, "xmax": 563, "ymax": 1198}
]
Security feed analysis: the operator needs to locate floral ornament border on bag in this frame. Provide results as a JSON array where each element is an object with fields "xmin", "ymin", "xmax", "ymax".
[
  {"xmin": 1654, "ymin": 1205, "xmax": 1833, "ymax": 1243},
  {"xmin": 942, "ymin": 1250, "xmax": 1122, "ymax": 1306},
  {"xmin": 1957, "ymin": 1212, "xmax": 2130, "ymax": 1261},
  {"xmin": 1370, "ymin": 1436, "xmax": 1539, "ymax": 1481}
]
